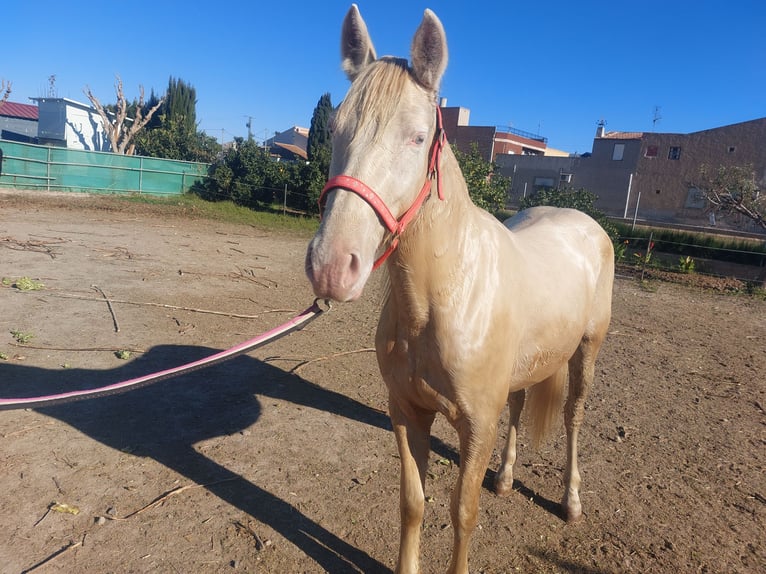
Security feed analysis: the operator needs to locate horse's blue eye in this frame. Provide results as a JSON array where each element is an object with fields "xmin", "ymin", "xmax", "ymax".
[{"xmin": 414, "ymin": 134, "xmax": 426, "ymax": 145}]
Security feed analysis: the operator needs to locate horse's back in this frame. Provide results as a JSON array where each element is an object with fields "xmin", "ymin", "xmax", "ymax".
[
  {"xmin": 503, "ymin": 206, "xmax": 613, "ymax": 274},
  {"xmin": 504, "ymin": 205, "xmax": 603, "ymax": 237},
  {"xmin": 502, "ymin": 205, "xmax": 614, "ymax": 347}
]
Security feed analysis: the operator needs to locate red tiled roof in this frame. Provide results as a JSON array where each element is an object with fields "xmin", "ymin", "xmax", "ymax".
[{"xmin": 0, "ymin": 101, "xmax": 38, "ymax": 120}]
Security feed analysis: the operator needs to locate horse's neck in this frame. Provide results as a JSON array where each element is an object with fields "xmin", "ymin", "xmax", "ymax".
[{"xmin": 386, "ymin": 145, "xmax": 480, "ymax": 323}]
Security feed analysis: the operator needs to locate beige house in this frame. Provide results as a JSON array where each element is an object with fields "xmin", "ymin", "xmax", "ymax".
[{"xmin": 498, "ymin": 117, "xmax": 766, "ymax": 233}]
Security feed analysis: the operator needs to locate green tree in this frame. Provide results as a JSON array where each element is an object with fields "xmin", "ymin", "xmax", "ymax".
[
  {"xmin": 134, "ymin": 78, "xmax": 220, "ymax": 162},
  {"xmin": 143, "ymin": 89, "xmax": 164, "ymax": 130},
  {"xmin": 199, "ymin": 138, "xmax": 286, "ymax": 207},
  {"xmin": 519, "ymin": 186, "xmax": 618, "ymax": 240},
  {"xmin": 453, "ymin": 142, "xmax": 510, "ymax": 212},
  {"xmin": 135, "ymin": 116, "xmax": 220, "ymax": 163},
  {"xmin": 307, "ymin": 93, "xmax": 333, "ymax": 162},
  {"xmin": 695, "ymin": 164, "xmax": 765, "ymax": 230},
  {"xmin": 303, "ymin": 144, "xmax": 332, "ymax": 214},
  {"xmin": 304, "ymin": 93, "xmax": 334, "ymax": 213},
  {"xmin": 196, "ymin": 92, "xmax": 336, "ymax": 215},
  {"xmin": 165, "ymin": 77, "xmax": 196, "ymax": 133}
]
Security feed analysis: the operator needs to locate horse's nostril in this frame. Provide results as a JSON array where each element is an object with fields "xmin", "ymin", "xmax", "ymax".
[{"xmin": 348, "ymin": 252, "xmax": 361, "ymax": 276}]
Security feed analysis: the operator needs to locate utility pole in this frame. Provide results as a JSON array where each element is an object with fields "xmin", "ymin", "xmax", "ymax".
[{"xmin": 245, "ymin": 116, "xmax": 254, "ymax": 141}]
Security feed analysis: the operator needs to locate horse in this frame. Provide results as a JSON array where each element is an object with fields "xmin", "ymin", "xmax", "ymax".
[{"xmin": 305, "ymin": 6, "xmax": 614, "ymax": 573}]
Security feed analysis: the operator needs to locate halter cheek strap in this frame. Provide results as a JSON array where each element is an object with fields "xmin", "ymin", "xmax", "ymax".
[{"xmin": 319, "ymin": 107, "xmax": 446, "ymax": 270}]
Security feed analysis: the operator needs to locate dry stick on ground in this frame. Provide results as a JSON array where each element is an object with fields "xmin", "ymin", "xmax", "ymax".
[
  {"xmin": 286, "ymin": 348, "xmax": 376, "ymax": 374},
  {"xmin": 2, "ymin": 421, "xmax": 55, "ymax": 438},
  {"xmin": 233, "ymin": 520, "xmax": 268, "ymax": 551},
  {"xmin": 0, "ymin": 236, "xmax": 66, "ymax": 259},
  {"xmin": 92, "ymin": 285, "xmax": 120, "ymax": 332},
  {"xmin": 46, "ymin": 292, "xmax": 294, "ymax": 320},
  {"xmin": 9, "ymin": 342, "xmax": 145, "ymax": 353},
  {"xmin": 23, "ymin": 540, "xmax": 83, "ymax": 574},
  {"xmin": 99, "ymin": 478, "xmax": 237, "ymax": 522},
  {"xmin": 26, "ymin": 480, "xmax": 234, "ymax": 572}
]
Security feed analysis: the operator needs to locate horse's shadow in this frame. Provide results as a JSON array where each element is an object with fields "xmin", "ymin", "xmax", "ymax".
[
  {"xmin": 1, "ymin": 344, "xmax": 561, "ymax": 571},
  {"xmin": 1, "ymin": 345, "xmax": 392, "ymax": 572}
]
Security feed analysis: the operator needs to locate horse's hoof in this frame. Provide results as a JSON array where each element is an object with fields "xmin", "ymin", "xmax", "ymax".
[
  {"xmin": 562, "ymin": 501, "xmax": 583, "ymax": 523},
  {"xmin": 494, "ymin": 474, "xmax": 513, "ymax": 497},
  {"xmin": 565, "ymin": 509, "xmax": 583, "ymax": 523}
]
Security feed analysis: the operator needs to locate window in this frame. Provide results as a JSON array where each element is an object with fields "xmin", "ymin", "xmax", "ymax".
[
  {"xmin": 728, "ymin": 146, "xmax": 736, "ymax": 153},
  {"xmin": 645, "ymin": 145, "xmax": 658, "ymax": 158},
  {"xmin": 533, "ymin": 176, "xmax": 555, "ymax": 189},
  {"xmin": 560, "ymin": 173, "xmax": 573, "ymax": 184},
  {"xmin": 685, "ymin": 187, "xmax": 707, "ymax": 209},
  {"xmin": 612, "ymin": 143, "xmax": 625, "ymax": 161},
  {"xmin": 668, "ymin": 146, "xmax": 682, "ymax": 160}
]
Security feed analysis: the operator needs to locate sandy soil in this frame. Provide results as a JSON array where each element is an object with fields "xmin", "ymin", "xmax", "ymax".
[{"xmin": 0, "ymin": 192, "xmax": 764, "ymax": 573}]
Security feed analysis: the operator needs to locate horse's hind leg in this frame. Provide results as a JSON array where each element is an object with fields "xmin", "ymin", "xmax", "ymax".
[
  {"xmin": 389, "ymin": 397, "xmax": 435, "ymax": 574},
  {"xmin": 494, "ymin": 390, "xmax": 525, "ymax": 496},
  {"xmin": 562, "ymin": 336, "xmax": 603, "ymax": 522}
]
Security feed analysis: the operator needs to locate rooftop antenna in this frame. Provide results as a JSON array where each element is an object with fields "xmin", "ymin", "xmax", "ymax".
[
  {"xmin": 652, "ymin": 106, "xmax": 662, "ymax": 130},
  {"xmin": 48, "ymin": 74, "xmax": 57, "ymax": 97}
]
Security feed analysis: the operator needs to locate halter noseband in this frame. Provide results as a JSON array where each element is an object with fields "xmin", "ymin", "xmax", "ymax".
[{"xmin": 319, "ymin": 107, "xmax": 446, "ymax": 270}]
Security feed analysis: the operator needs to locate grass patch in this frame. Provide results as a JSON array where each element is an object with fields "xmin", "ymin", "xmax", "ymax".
[
  {"xmin": 615, "ymin": 222, "xmax": 766, "ymax": 266},
  {"xmin": 10, "ymin": 330, "xmax": 34, "ymax": 344},
  {"xmin": 9, "ymin": 277, "xmax": 45, "ymax": 291},
  {"xmin": 113, "ymin": 193, "xmax": 319, "ymax": 234}
]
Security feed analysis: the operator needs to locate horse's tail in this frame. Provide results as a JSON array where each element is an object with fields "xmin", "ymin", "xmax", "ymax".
[{"xmin": 525, "ymin": 364, "xmax": 568, "ymax": 449}]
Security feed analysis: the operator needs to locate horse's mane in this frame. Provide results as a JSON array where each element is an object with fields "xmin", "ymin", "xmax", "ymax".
[{"xmin": 336, "ymin": 57, "xmax": 416, "ymax": 142}]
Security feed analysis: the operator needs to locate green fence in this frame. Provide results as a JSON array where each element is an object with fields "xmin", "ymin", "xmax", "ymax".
[{"xmin": 0, "ymin": 140, "xmax": 209, "ymax": 195}]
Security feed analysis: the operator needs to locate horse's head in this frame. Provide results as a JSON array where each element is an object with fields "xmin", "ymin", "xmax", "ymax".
[{"xmin": 306, "ymin": 5, "xmax": 448, "ymax": 302}]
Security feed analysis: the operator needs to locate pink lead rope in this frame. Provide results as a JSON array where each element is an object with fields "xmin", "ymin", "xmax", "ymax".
[{"xmin": 0, "ymin": 299, "xmax": 329, "ymax": 411}]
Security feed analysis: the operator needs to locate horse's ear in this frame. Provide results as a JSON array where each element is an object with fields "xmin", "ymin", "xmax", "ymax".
[
  {"xmin": 341, "ymin": 4, "xmax": 377, "ymax": 81},
  {"xmin": 410, "ymin": 9, "xmax": 448, "ymax": 92}
]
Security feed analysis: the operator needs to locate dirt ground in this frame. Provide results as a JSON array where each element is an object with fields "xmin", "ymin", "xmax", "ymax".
[{"xmin": 0, "ymin": 191, "xmax": 763, "ymax": 574}]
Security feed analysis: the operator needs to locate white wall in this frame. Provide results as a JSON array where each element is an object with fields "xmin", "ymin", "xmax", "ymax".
[{"xmin": 35, "ymin": 98, "xmax": 111, "ymax": 151}]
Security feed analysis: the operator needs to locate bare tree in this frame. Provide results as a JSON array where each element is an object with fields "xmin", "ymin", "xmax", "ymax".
[
  {"xmin": 0, "ymin": 79, "xmax": 11, "ymax": 109},
  {"xmin": 694, "ymin": 164, "xmax": 765, "ymax": 230},
  {"xmin": 84, "ymin": 76, "xmax": 164, "ymax": 155}
]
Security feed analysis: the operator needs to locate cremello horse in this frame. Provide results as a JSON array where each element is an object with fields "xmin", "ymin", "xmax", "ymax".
[{"xmin": 306, "ymin": 5, "xmax": 614, "ymax": 573}]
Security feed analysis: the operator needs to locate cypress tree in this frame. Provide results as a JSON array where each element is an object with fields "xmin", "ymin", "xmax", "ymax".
[
  {"xmin": 166, "ymin": 77, "xmax": 197, "ymax": 133},
  {"xmin": 307, "ymin": 93, "xmax": 333, "ymax": 162}
]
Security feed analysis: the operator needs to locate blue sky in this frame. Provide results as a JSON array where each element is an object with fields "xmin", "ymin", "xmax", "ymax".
[{"xmin": 3, "ymin": 1, "xmax": 764, "ymax": 154}]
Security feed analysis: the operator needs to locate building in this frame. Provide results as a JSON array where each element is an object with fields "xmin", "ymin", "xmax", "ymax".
[
  {"xmin": 439, "ymin": 101, "xmax": 565, "ymax": 162},
  {"xmin": 0, "ymin": 101, "xmax": 39, "ymax": 142},
  {"xmin": 31, "ymin": 97, "xmax": 110, "ymax": 151},
  {"xmin": 267, "ymin": 126, "xmax": 309, "ymax": 161},
  {"xmin": 497, "ymin": 118, "xmax": 766, "ymax": 233}
]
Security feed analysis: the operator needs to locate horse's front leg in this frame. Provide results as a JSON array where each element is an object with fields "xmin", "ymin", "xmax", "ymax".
[
  {"xmin": 448, "ymin": 416, "xmax": 498, "ymax": 574},
  {"xmin": 494, "ymin": 390, "xmax": 525, "ymax": 496},
  {"xmin": 389, "ymin": 396, "xmax": 435, "ymax": 574}
]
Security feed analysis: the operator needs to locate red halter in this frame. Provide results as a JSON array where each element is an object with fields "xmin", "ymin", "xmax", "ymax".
[{"xmin": 319, "ymin": 107, "xmax": 446, "ymax": 270}]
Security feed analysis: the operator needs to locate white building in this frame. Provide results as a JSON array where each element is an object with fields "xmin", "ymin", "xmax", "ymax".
[{"xmin": 31, "ymin": 97, "xmax": 110, "ymax": 151}]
